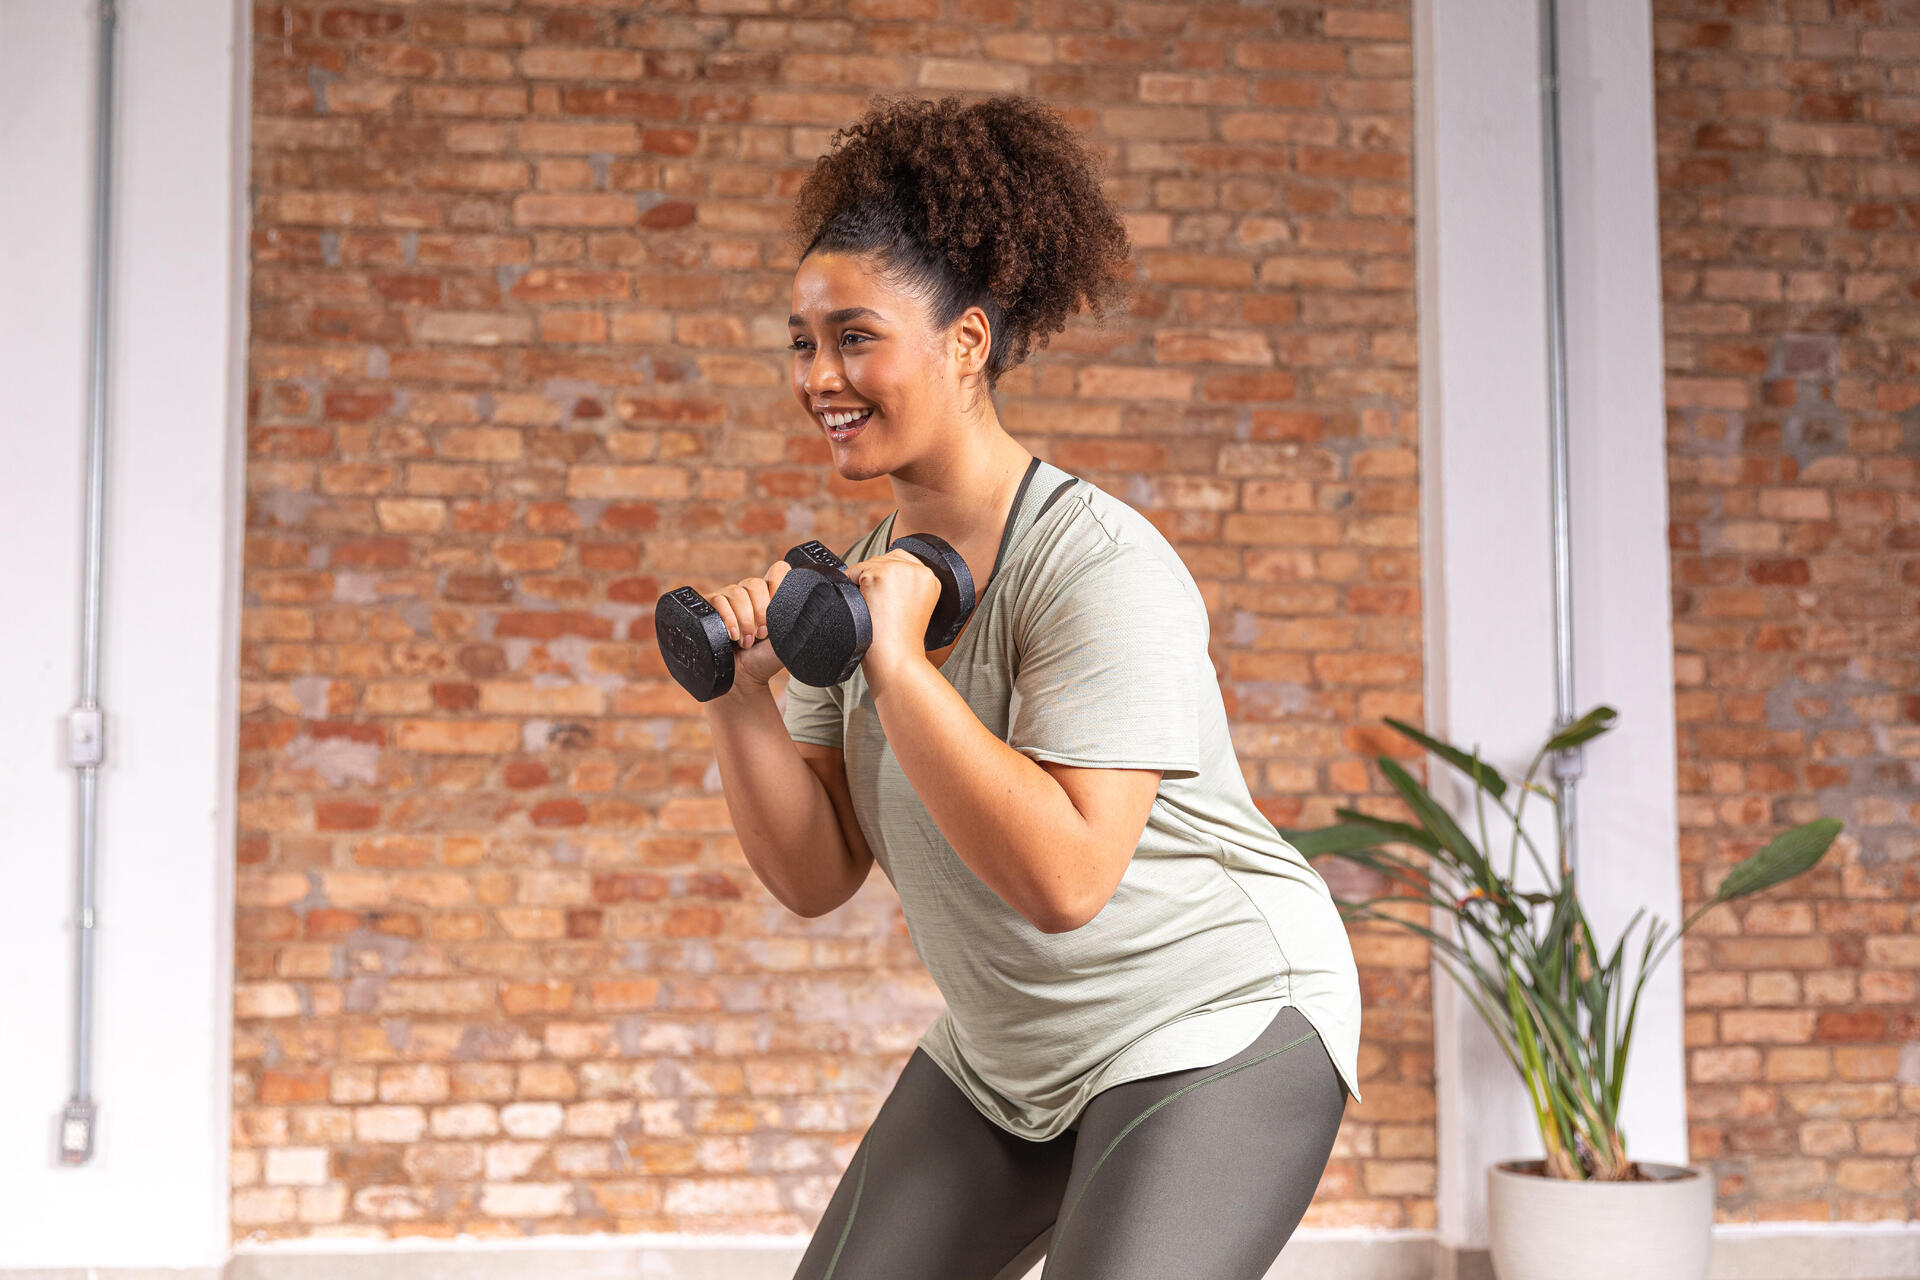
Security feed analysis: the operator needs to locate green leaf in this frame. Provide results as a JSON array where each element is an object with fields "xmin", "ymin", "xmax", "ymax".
[
  {"xmin": 1343, "ymin": 903, "xmax": 1478, "ymax": 969},
  {"xmin": 1506, "ymin": 969, "xmax": 1552, "ymax": 1122},
  {"xmin": 1334, "ymin": 844, "xmax": 1436, "ymax": 881},
  {"xmin": 1518, "ymin": 953, "xmax": 1585, "ymax": 1053},
  {"xmin": 1536, "ymin": 886, "xmax": 1577, "ymax": 987},
  {"xmin": 1433, "ymin": 951, "xmax": 1527, "ymax": 1075},
  {"xmin": 1541, "ymin": 705, "xmax": 1619, "ymax": 754},
  {"xmin": 1342, "ymin": 853, "xmax": 1450, "ymax": 906},
  {"xmin": 1274, "ymin": 821, "xmax": 1402, "ymax": 858},
  {"xmin": 1587, "ymin": 975, "xmax": 1612, "ymax": 1095},
  {"xmin": 1611, "ymin": 917, "xmax": 1667, "ymax": 1114},
  {"xmin": 1381, "ymin": 717, "xmax": 1510, "ymax": 799},
  {"xmin": 1376, "ymin": 756, "xmax": 1495, "ymax": 889},
  {"xmin": 1329, "ymin": 807, "xmax": 1443, "ymax": 854},
  {"xmin": 1714, "ymin": 818, "xmax": 1842, "ymax": 902}
]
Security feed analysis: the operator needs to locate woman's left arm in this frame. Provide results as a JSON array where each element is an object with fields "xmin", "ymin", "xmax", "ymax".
[{"xmin": 866, "ymin": 653, "xmax": 1161, "ymax": 934}]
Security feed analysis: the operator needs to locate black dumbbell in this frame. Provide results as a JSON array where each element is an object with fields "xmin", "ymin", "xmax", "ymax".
[
  {"xmin": 653, "ymin": 583, "xmax": 740, "ymax": 703},
  {"xmin": 655, "ymin": 542, "xmax": 821, "ymax": 703},
  {"xmin": 654, "ymin": 535, "xmax": 975, "ymax": 701},
  {"xmin": 767, "ymin": 533, "xmax": 975, "ymax": 688}
]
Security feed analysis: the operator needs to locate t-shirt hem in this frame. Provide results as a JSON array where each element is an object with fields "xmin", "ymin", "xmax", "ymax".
[
  {"xmin": 915, "ymin": 995, "xmax": 1362, "ymax": 1143},
  {"xmin": 1085, "ymin": 995, "xmax": 1364, "ymax": 1109},
  {"xmin": 786, "ymin": 733, "xmax": 843, "ymax": 748},
  {"xmin": 1015, "ymin": 748, "xmax": 1200, "ymax": 777}
]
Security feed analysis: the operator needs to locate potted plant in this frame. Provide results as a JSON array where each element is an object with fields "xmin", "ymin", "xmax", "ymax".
[{"xmin": 1278, "ymin": 704, "xmax": 1843, "ymax": 1280}]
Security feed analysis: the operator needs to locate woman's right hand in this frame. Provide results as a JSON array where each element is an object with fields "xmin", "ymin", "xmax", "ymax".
[{"xmin": 707, "ymin": 559, "xmax": 794, "ymax": 691}]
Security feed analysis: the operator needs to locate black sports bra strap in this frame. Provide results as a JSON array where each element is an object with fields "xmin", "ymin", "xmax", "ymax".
[
  {"xmin": 1035, "ymin": 474, "xmax": 1079, "ymax": 522},
  {"xmin": 880, "ymin": 459, "xmax": 1074, "ymax": 602},
  {"xmin": 987, "ymin": 456, "xmax": 1045, "ymax": 587}
]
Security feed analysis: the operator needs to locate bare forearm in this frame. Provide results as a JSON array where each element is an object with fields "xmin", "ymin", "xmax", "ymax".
[
  {"xmin": 702, "ymin": 680, "xmax": 854, "ymax": 918},
  {"xmin": 866, "ymin": 654, "xmax": 1093, "ymax": 932}
]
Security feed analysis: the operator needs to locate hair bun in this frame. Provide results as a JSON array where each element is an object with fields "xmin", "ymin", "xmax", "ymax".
[{"xmin": 789, "ymin": 93, "xmax": 1132, "ymax": 391}]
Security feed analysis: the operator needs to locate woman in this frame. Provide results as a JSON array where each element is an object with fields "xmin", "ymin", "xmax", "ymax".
[{"xmin": 695, "ymin": 94, "xmax": 1363, "ymax": 1280}]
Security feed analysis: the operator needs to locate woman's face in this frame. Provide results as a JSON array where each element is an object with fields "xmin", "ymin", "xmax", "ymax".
[{"xmin": 788, "ymin": 251, "xmax": 977, "ymax": 482}]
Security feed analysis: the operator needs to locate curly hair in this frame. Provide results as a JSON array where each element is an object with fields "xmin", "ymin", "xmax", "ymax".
[{"xmin": 787, "ymin": 93, "xmax": 1133, "ymax": 395}]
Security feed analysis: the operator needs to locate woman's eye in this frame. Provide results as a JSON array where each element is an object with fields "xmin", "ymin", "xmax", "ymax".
[{"xmin": 788, "ymin": 334, "xmax": 869, "ymax": 351}]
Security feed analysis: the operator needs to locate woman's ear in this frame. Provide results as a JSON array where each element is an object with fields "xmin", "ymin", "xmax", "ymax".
[{"xmin": 952, "ymin": 305, "xmax": 992, "ymax": 378}]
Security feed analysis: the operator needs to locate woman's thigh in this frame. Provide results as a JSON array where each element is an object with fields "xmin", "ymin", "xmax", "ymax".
[
  {"xmin": 793, "ymin": 1047, "xmax": 1077, "ymax": 1280},
  {"xmin": 1039, "ymin": 1003, "xmax": 1348, "ymax": 1280}
]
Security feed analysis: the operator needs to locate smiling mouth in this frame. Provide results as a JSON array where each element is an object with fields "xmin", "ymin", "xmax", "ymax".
[{"xmin": 821, "ymin": 408, "xmax": 873, "ymax": 439}]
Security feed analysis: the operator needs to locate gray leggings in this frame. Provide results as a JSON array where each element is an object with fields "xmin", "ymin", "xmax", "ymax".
[{"xmin": 793, "ymin": 1003, "xmax": 1348, "ymax": 1280}]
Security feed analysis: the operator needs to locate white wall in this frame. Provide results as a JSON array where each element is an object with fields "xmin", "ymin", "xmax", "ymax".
[
  {"xmin": 0, "ymin": 0, "xmax": 247, "ymax": 1267},
  {"xmin": 1415, "ymin": 0, "xmax": 1686, "ymax": 1252}
]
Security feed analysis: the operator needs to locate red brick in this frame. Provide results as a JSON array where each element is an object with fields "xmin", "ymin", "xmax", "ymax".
[
  {"xmin": 315, "ymin": 800, "xmax": 380, "ymax": 831},
  {"xmin": 1658, "ymin": 0, "xmax": 1919, "ymax": 1225}
]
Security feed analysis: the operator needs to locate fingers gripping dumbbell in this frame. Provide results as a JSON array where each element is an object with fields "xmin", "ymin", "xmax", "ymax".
[
  {"xmin": 767, "ymin": 534, "xmax": 975, "ymax": 688},
  {"xmin": 654, "ymin": 542, "xmax": 822, "ymax": 703},
  {"xmin": 654, "ymin": 535, "xmax": 976, "ymax": 701},
  {"xmin": 653, "ymin": 583, "xmax": 743, "ymax": 703}
]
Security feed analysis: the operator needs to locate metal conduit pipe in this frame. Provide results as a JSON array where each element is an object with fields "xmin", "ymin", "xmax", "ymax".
[
  {"xmin": 59, "ymin": 0, "xmax": 120, "ymax": 1167},
  {"xmin": 1538, "ymin": 0, "xmax": 1585, "ymax": 887}
]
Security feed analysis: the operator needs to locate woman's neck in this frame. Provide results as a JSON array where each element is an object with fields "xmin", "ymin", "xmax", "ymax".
[{"xmin": 889, "ymin": 425, "xmax": 1036, "ymax": 551}]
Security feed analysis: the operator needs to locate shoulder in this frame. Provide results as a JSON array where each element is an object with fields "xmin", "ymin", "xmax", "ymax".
[
  {"xmin": 1011, "ymin": 480, "xmax": 1205, "ymax": 625},
  {"xmin": 1024, "ymin": 480, "xmax": 1200, "ymax": 595}
]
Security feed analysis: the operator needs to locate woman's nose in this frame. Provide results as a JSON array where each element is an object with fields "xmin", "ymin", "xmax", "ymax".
[{"xmin": 804, "ymin": 357, "xmax": 845, "ymax": 394}]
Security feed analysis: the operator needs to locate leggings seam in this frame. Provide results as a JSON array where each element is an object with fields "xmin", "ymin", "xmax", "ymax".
[
  {"xmin": 1052, "ymin": 1026, "xmax": 1319, "ymax": 1247},
  {"xmin": 822, "ymin": 1141, "xmax": 869, "ymax": 1280}
]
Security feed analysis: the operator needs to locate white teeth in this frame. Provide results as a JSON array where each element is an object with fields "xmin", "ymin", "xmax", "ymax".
[{"xmin": 822, "ymin": 408, "xmax": 870, "ymax": 428}]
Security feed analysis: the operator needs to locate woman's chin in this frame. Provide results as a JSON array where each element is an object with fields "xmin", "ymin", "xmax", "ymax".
[
  {"xmin": 823, "ymin": 428, "xmax": 887, "ymax": 474},
  {"xmin": 830, "ymin": 453, "xmax": 888, "ymax": 483}
]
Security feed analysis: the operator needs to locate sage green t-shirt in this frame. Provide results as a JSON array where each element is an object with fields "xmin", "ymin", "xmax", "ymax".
[{"xmin": 779, "ymin": 458, "xmax": 1363, "ymax": 1140}]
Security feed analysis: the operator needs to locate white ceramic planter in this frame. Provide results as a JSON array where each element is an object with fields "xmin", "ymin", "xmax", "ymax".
[{"xmin": 1487, "ymin": 1158, "xmax": 1714, "ymax": 1280}]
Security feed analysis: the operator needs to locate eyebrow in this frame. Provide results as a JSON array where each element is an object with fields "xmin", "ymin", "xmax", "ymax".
[{"xmin": 787, "ymin": 306, "xmax": 885, "ymax": 327}]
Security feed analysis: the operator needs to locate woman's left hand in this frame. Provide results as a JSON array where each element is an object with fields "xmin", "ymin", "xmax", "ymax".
[{"xmin": 843, "ymin": 547, "xmax": 942, "ymax": 684}]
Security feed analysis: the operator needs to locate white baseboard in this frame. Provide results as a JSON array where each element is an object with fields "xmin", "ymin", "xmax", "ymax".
[
  {"xmin": 6, "ymin": 1224, "xmax": 1913, "ymax": 1280},
  {"xmin": 222, "ymin": 1231, "xmax": 1440, "ymax": 1280}
]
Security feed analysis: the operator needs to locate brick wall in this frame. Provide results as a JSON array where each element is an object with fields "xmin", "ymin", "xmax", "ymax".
[
  {"xmin": 1654, "ymin": 1, "xmax": 1920, "ymax": 1223},
  {"xmin": 234, "ymin": 0, "xmax": 1424, "ymax": 1241}
]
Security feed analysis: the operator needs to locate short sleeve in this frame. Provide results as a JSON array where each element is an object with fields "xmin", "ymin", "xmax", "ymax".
[
  {"xmin": 1006, "ymin": 542, "xmax": 1205, "ymax": 779},
  {"xmin": 779, "ymin": 672, "xmax": 845, "ymax": 749}
]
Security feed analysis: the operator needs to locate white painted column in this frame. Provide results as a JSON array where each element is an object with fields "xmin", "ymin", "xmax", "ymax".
[
  {"xmin": 1414, "ymin": 0, "xmax": 1686, "ymax": 1255},
  {"xmin": 0, "ymin": 0, "xmax": 249, "ymax": 1268}
]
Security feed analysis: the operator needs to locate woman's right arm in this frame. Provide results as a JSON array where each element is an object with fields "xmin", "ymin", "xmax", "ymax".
[{"xmin": 703, "ymin": 678, "xmax": 874, "ymax": 919}]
